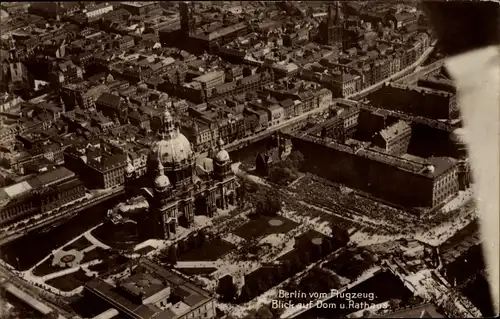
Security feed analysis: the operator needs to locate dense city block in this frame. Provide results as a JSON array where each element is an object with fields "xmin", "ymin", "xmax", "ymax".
[{"xmin": 0, "ymin": 1, "xmax": 490, "ymax": 319}]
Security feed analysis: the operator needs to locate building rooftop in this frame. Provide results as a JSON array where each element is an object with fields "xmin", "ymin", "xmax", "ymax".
[
  {"xmin": 120, "ymin": 272, "xmax": 168, "ymax": 300},
  {"xmin": 193, "ymin": 71, "xmax": 224, "ymax": 84},
  {"xmin": 65, "ymin": 141, "xmax": 126, "ymax": 173},
  {"xmin": 294, "ymin": 132, "xmax": 457, "ymax": 179},
  {"xmin": 85, "ymin": 259, "xmax": 213, "ymax": 319},
  {"xmin": 0, "ymin": 167, "xmax": 75, "ymax": 206},
  {"xmin": 379, "ymin": 120, "xmax": 411, "ymax": 142},
  {"xmin": 120, "ymin": 2, "xmax": 157, "ymax": 8}
]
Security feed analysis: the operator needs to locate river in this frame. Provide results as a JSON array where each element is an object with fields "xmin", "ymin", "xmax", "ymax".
[{"xmin": 0, "ymin": 194, "xmax": 126, "ymax": 271}]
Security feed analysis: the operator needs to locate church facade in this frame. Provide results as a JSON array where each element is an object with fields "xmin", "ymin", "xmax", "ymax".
[{"xmin": 125, "ymin": 109, "xmax": 238, "ymax": 239}]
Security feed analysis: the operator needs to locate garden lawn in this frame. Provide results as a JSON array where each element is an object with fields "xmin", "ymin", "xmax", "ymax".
[
  {"xmin": 178, "ymin": 238, "xmax": 235, "ymax": 261},
  {"xmin": 46, "ymin": 269, "xmax": 93, "ymax": 292},
  {"xmin": 63, "ymin": 236, "xmax": 93, "ymax": 251},
  {"xmin": 88, "ymin": 255, "xmax": 130, "ymax": 275},
  {"xmin": 32, "ymin": 258, "xmax": 62, "ymax": 277},
  {"xmin": 136, "ymin": 246, "xmax": 155, "ymax": 255},
  {"xmin": 232, "ymin": 215, "xmax": 298, "ymax": 241},
  {"xmin": 278, "ymin": 230, "xmax": 339, "ymax": 262},
  {"xmin": 81, "ymin": 247, "xmax": 108, "ymax": 263}
]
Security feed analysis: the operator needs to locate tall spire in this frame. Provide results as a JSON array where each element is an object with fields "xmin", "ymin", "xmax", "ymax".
[
  {"xmin": 327, "ymin": 3, "xmax": 333, "ymax": 26},
  {"xmin": 334, "ymin": 1, "xmax": 341, "ymax": 26}
]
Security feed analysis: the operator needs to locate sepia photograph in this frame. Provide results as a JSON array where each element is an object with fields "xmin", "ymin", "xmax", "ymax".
[{"xmin": 0, "ymin": 1, "xmax": 498, "ymax": 318}]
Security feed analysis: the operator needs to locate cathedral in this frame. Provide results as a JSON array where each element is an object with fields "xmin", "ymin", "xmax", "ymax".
[
  {"xmin": 124, "ymin": 109, "xmax": 238, "ymax": 239},
  {"xmin": 318, "ymin": 2, "xmax": 343, "ymax": 48}
]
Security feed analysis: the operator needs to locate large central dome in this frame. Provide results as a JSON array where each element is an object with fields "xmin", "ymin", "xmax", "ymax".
[
  {"xmin": 150, "ymin": 133, "xmax": 193, "ymax": 164},
  {"xmin": 149, "ymin": 108, "xmax": 193, "ymax": 166}
]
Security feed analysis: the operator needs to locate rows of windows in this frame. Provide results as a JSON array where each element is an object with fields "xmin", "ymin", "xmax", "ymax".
[
  {"xmin": 433, "ymin": 170, "xmax": 458, "ymax": 205},
  {"xmin": 0, "ymin": 185, "xmax": 85, "ymax": 225}
]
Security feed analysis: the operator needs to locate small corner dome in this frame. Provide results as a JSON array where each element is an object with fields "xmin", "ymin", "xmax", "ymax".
[
  {"xmin": 215, "ymin": 149, "xmax": 230, "ymax": 162},
  {"xmin": 426, "ymin": 165, "xmax": 435, "ymax": 174},
  {"xmin": 154, "ymin": 174, "xmax": 170, "ymax": 188}
]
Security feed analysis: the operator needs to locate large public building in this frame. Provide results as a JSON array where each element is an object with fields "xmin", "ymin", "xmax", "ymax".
[
  {"xmin": 85, "ymin": 258, "xmax": 216, "ymax": 319},
  {"xmin": 286, "ymin": 100, "xmax": 466, "ymax": 212},
  {"xmin": 124, "ymin": 109, "xmax": 238, "ymax": 239},
  {"xmin": 0, "ymin": 167, "xmax": 86, "ymax": 226}
]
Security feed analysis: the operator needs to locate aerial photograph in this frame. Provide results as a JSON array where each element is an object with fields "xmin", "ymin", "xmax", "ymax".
[{"xmin": 0, "ymin": 1, "xmax": 497, "ymax": 319}]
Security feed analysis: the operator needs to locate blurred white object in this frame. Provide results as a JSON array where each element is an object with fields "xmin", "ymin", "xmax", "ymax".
[{"xmin": 446, "ymin": 45, "xmax": 500, "ymax": 315}]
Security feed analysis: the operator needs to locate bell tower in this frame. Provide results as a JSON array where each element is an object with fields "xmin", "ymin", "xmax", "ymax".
[
  {"xmin": 214, "ymin": 139, "xmax": 232, "ymax": 181},
  {"xmin": 151, "ymin": 144, "xmax": 177, "ymax": 239},
  {"xmin": 321, "ymin": 2, "xmax": 343, "ymax": 48},
  {"xmin": 180, "ymin": 1, "xmax": 195, "ymax": 35}
]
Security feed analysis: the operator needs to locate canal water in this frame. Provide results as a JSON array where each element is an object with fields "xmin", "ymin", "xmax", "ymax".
[
  {"xmin": 229, "ymin": 136, "xmax": 275, "ymax": 166},
  {"xmin": 296, "ymin": 271, "xmax": 415, "ymax": 319},
  {"xmin": 0, "ymin": 194, "xmax": 126, "ymax": 271}
]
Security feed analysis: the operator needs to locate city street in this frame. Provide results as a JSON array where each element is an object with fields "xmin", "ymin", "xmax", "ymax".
[{"xmin": 0, "ymin": 263, "xmax": 68, "ymax": 319}]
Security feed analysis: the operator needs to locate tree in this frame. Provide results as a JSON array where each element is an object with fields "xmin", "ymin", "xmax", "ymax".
[
  {"xmin": 255, "ymin": 305, "xmax": 274, "ymax": 319},
  {"xmin": 167, "ymin": 245, "xmax": 177, "ymax": 265},
  {"xmin": 197, "ymin": 230, "xmax": 206, "ymax": 247},
  {"xmin": 282, "ymin": 260, "xmax": 292, "ymax": 274},
  {"xmin": 269, "ymin": 166, "xmax": 296, "ymax": 186},
  {"xmin": 43, "ymin": 311, "xmax": 59, "ymax": 319},
  {"xmin": 216, "ymin": 278, "xmax": 238, "ymax": 302},
  {"xmin": 177, "ymin": 240, "xmax": 188, "ymax": 254},
  {"xmin": 189, "ymin": 235, "xmax": 199, "ymax": 249},
  {"xmin": 299, "ymin": 251, "xmax": 310, "ymax": 266},
  {"xmin": 330, "ymin": 224, "xmax": 350, "ymax": 246},
  {"xmin": 287, "ymin": 150, "xmax": 305, "ymax": 169},
  {"xmin": 255, "ymin": 189, "xmax": 282, "ymax": 217},
  {"xmin": 388, "ymin": 298, "xmax": 401, "ymax": 309},
  {"xmin": 322, "ymin": 238, "xmax": 333, "ymax": 254},
  {"xmin": 0, "ymin": 157, "xmax": 11, "ymax": 169},
  {"xmin": 239, "ymin": 284, "xmax": 253, "ymax": 302},
  {"xmin": 311, "ymin": 242, "xmax": 323, "ymax": 261},
  {"xmin": 291, "ymin": 255, "xmax": 303, "ymax": 273},
  {"xmin": 242, "ymin": 179, "xmax": 259, "ymax": 193}
]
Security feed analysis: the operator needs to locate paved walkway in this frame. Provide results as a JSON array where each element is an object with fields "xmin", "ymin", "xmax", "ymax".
[
  {"xmin": 41, "ymin": 260, "xmax": 102, "ymax": 281},
  {"xmin": 84, "ymin": 226, "xmax": 111, "ymax": 249}
]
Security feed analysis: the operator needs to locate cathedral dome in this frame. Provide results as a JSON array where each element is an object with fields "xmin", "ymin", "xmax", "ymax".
[
  {"xmin": 215, "ymin": 149, "xmax": 230, "ymax": 162},
  {"xmin": 151, "ymin": 133, "xmax": 193, "ymax": 165}
]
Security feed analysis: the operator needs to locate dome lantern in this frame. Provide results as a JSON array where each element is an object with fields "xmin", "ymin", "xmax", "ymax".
[{"xmin": 162, "ymin": 108, "xmax": 176, "ymax": 138}]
